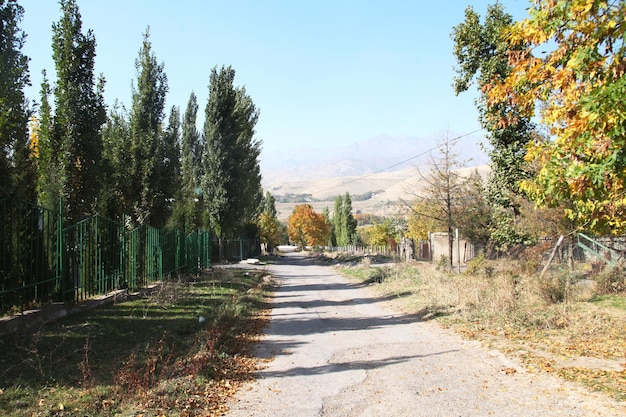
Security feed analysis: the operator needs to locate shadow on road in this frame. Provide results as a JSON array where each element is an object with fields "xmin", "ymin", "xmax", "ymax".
[
  {"xmin": 247, "ymin": 253, "xmax": 457, "ymax": 377},
  {"xmin": 257, "ymin": 350, "xmax": 459, "ymax": 379}
]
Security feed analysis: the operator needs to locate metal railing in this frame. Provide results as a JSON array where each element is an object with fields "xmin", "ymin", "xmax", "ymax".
[
  {"xmin": 0, "ymin": 199, "xmax": 62, "ymax": 314},
  {"xmin": 577, "ymin": 233, "xmax": 623, "ymax": 268},
  {"xmin": 0, "ymin": 198, "xmax": 212, "ymax": 315},
  {"xmin": 324, "ymin": 245, "xmax": 396, "ymax": 257}
]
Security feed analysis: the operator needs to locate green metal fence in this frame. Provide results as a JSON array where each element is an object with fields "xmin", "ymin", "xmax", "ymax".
[
  {"xmin": 220, "ymin": 237, "xmax": 261, "ymax": 261},
  {"xmin": 186, "ymin": 230, "xmax": 212, "ymax": 272},
  {"xmin": 0, "ymin": 198, "xmax": 212, "ymax": 314},
  {"xmin": 63, "ymin": 214, "xmax": 125, "ymax": 302},
  {"xmin": 0, "ymin": 198, "xmax": 62, "ymax": 314}
]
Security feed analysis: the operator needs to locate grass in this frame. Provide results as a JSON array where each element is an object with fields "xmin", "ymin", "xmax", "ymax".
[
  {"xmin": 591, "ymin": 294, "xmax": 626, "ymax": 310},
  {"xmin": 0, "ymin": 267, "xmax": 273, "ymax": 417},
  {"xmin": 335, "ymin": 257, "xmax": 626, "ymax": 401}
]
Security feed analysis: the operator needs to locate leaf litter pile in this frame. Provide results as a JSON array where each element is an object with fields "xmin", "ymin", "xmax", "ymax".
[{"xmin": 0, "ymin": 267, "xmax": 274, "ymax": 416}]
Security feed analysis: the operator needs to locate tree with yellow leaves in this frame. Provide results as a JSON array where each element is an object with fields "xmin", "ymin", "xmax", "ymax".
[
  {"xmin": 257, "ymin": 191, "xmax": 283, "ymax": 253},
  {"xmin": 362, "ymin": 218, "xmax": 398, "ymax": 247},
  {"xmin": 287, "ymin": 204, "xmax": 330, "ymax": 248},
  {"xmin": 488, "ymin": 0, "xmax": 626, "ymax": 234}
]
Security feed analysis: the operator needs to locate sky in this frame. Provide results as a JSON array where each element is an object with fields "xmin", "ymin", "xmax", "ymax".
[{"xmin": 19, "ymin": 0, "xmax": 532, "ymax": 168}]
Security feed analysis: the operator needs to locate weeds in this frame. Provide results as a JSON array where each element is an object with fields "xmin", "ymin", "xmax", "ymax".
[
  {"xmin": 80, "ymin": 337, "xmax": 93, "ymax": 388},
  {"xmin": 336, "ymin": 258, "xmax": 626, "ymax": 400},
  {"xmin": 596, "ymin": 266, "xmax": 626, "ymax": 294}
]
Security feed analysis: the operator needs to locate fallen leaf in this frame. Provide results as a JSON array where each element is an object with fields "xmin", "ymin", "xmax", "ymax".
[{"xmin": 502, "ymin": 367, "xmax": 517, "ymax": 375}]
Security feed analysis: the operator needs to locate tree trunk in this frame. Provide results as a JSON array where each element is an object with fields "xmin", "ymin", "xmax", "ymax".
[
  {"xmin": 448, "ymin": 226, "xmax": 454, "ymax": 269},
  {"xmin": 218, "ymin": 235, "xmax": 224, "ymax": 261}
]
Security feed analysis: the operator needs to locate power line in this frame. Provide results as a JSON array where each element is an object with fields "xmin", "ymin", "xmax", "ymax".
[{"xmin": 316, "ymin": 128, "xmax": 484, "ymax": 195}]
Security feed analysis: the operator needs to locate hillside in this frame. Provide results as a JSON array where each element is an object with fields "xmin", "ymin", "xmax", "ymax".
[
  {"xmin": 260, "ymin": 134, "xmax": 490, "ymax": 220},
  {"xmin": 264, "ymin": 164, "xmax": 489, "ymax": 221}
]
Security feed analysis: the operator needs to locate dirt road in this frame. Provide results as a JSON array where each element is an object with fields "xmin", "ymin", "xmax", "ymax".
[{"xmin": 227, "ymin": 254, "xmax": 625, "ymax": 417}]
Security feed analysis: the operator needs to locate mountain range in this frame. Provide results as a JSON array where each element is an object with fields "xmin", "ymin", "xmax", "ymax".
[{"xmin": 260, "ymin": 134, "xmax": 490, "ymax": 220}]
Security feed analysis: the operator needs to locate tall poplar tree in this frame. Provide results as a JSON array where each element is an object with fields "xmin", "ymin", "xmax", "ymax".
[
  {"xmin": 332, "ymin": 192, "xmax": 357, "ymax": 246},
  {"xmin": 202, "ymin": 65, "xmax": 262, "ymax": 259},
  {"xmin": 260, "ymin": 190, "xmax": 277, "ymax": 218},
  {"xmin": 0, "ymin": 0, "xmax": 34, "ymax": 199},
  {"xmin": 155, "ymin": 105, "xmax": 181, "ymax": 224},
  {"xmin": 128, "ymin": 28, "xmax": 168, "ymax": 227},
  {"xmin": 171, "ymin": 91, "xmax": 204, "ymax": 230},
  {"xmin": 51, "ymin": 0, "xmax": 106, "ymax": 223},
  {"xmin": 100, "ymin": 101, "xmax": 131, "ymax": 220},
  {"xmin": 332, "ymin": 196, "xmax": 343, "ymax": 246},
  {"xmin": 341, "ymin": 192, "xmax": 357, "ymax": 245},
  {"xmin": 35, "ymin": 71, "xmax": 60, "ymax": 209}
]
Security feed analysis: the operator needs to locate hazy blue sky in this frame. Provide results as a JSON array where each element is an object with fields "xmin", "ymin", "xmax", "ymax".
[{"xmin": 20, "ymin": 0, "xmax": 531, "ymax": 164}]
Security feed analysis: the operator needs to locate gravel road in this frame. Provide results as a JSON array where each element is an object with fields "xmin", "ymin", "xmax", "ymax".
[{"xmin": 226, "ymin": 254, "xmax": 625, "ymax": 417}]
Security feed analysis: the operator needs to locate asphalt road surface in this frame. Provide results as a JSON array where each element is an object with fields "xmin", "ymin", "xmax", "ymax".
[{"xmin": 226, "ymin": 253, "xmax": 625, "ymax": 417}]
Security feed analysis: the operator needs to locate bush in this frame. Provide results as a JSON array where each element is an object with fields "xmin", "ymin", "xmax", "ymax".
[
  {"xmin": 369, "ymin": 267, "xmax": 390, "ymax": 283},
  {"xmin": 465, "ymin": 255, "xmax": 485, "ymax": 276},
  {"xmin": 518, "ymin": 241, "xmax": 552, "ymax": 275},
  {"xmin": 538, "ymin": 271, "xmax": 582, "ymax": 304},
  {"xmin": 595, "ymin": 267, "xmax": 626, "ymax": 294},
  {"xmin": 539, "ymin": 274, "xmax": 568, "ymax": 303},
  {"xmin": 436, "ymin": 255, "xmax": 450, "ymax": 271},
  {"xmin": 465, "ymin": 254, "xmax": 494, "ymax": 278}
]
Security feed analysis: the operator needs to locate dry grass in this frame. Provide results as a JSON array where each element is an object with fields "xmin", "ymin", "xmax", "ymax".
[{"xmin": 336, "ymin": 257, "xmax": 626, "ymax": 401}]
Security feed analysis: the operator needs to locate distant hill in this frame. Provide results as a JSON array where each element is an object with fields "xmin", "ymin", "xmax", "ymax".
[
  {"xmin": 260, "ymin": 134, "xmax": 490, "ymax": 221},
  {"xmin": 260, "ymin": 133, "xmax": 489, "ymax": 184}
]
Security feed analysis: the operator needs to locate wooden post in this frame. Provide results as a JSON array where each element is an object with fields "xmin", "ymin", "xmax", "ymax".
[
  {"xmin": 456, "ymin": 228, "xmax": 461, "ymax": 273},
  {"xmin": 540, "ymin": 235, "xmax": 565, "ymax": 279}
]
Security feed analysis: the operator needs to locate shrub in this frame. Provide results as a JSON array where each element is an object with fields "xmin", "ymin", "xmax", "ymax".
[
  {"xmin": 369, "ymin": 267, "xmax": 389, "ymax": 283},
  {"xmin": 360, "ymin": 256, "xmax": 372, "ymax": 268},
  {"xmin": 595, "ymin": 267, "xmax": 626, "ymax": 294},
  {"xmin": 436, "ymin": 255, "xmax": 450, "ymax": 271},
  {"xmin": 465, "ymin": 254, "xmax": 494, "ymax": 278},
  {"xmin": 539, "ymin": 277, "xmax": 566, "ymax": 303},
  {"xmin": 518, "ymin": 241, "xmax": 552, "ymax": 275},
  {"xmin": 465, "ymin": 255, "xmax": 485, "ymax": 276},
  {"xmin": 538, "ymin": 271, "xmax": 579, "ymax": 304}
]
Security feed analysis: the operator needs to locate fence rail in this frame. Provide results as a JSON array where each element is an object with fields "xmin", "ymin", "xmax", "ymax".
[
  {"xmin": 0, "ymin": 198, "xmax": 212, "ymax": 315},
  {"xmin": 324, "ymin": 245, "xmax": 397, "ymax": 257},
  {"xmin": 577, "ymin": 233, "xmax": 624, "ymax": 268}
]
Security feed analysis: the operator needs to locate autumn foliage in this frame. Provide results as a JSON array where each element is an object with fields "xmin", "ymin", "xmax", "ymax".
[
  {"xmin": 257, "ymin": 212, "xmax": 282, "ymax": 251},
  {"xmin": 287, "ymin": 204, "xmax": 330, "ymax": 248},
  {"xmin": 488, "ymin": 0, "xmax": 626, "ymax": 234}
]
